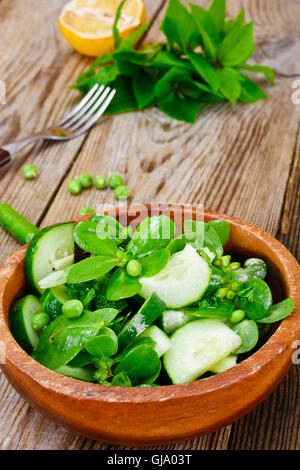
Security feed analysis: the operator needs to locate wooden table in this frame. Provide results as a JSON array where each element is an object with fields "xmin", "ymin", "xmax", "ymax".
[{"xmin": 0, "ymin": 0, "xmax": 299, "ymax": 450}]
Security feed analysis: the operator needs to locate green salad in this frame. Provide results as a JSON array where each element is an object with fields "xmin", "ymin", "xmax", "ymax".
[{"xmin": 10, "ymin": 213, "xmax": 294, "ymax": 386}]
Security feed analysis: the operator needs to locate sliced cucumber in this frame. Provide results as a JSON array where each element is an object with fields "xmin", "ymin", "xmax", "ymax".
[
  {"xmin": 164, "ymin": 319, "xmax": 241, "ymax": 384},
  {"xmin": 161, "ymin": 310, "xmax": 190, "ymax": 334},
  {"xmin": 40, "ymin": 285, "xmax": 71, "ymax": 320},
  {"xmin": 117, "ymin": 292, "xmax": 166, "ymax": 351},
  {"xmin": 10, "ymin": 295, "xmax": 42, "ymax": 353},
  {"xmin": 139, "ymin": 244, "xmax": 211, "ymax": 309},
  {"xmin": 38, "ymin": 266, "xmax": 71, "ymax": 290},
  {"xmin": 25, "ymin": 222, "xmax": 75, "ymax": 294},
  {"xmin": 140, "ymin": 326, "xmax": 171, "ymax": 357},
  {"xmin": 210, "ymin": 355, "xmax": 237, "ymax": 374},
  {"xmin": 55, "ymin": 365, "xmax": 95, "ymax": 382}
]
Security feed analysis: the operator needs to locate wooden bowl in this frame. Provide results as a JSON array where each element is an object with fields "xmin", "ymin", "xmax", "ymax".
[{"xmin": 0, "ymin": 205, "xmax": 299, "ymax": 446}]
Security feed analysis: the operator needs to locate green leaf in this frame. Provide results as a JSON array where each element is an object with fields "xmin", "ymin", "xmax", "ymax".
[
  {"xmin": 90, "ymin": 213, "xmax": 124, "ymax": 243},
  {"xmin": 167, "ymin": 234, "xmax": 188, "ymax": 254},
  {"xmin": 154, "ymin": 67, "xmax": 204, "ymax": 100},
  {"xmin": 208, "ymin": 0, "xmax": 226, "ymax": 32},
  {"xmin": 161, "ymin": 0, "xmax": 199, "ymax": 51},
  {"xmin": 111, "ymin": 372, "xmax": 132, "ymax": 387},
  {"xmin": 140, "ymin": 248, "xmax": 170, "ymax": 278},
  {"xmin": 104, "ymin": 76, "xmax": 139, "ymax": 114},
  {"xmin": 223, "ymin": 9, "xmax": 245, "ymax": 35},
  {"xmin": 232, "ymin": 319, "xmax": 259, "ymax": 354},
  {"xmin": 189, "ymin": 4, "xmax": 219, "ymax": 59},
  {"xmin": 207, "ymin": 219, "xmax": 231, "ymax": 245},
  {"xmin": 153, "ymin": 51, "xmax": 194, "ymax": 72},
  {"xmin": 257, "ymin": 298, "xmax": 295, "ymax": 323},
  {"xmin": 106, "ymin": 268, "xmax": 141, "ymax": 301},
  {"xmin": 68, "ymin": 256, "xmax": 119, "ymax": 284},
  {"xmin": 239, "ymin": 279, "xmax": 273, "ymax": 320},
  {"xmin": 204, "ymin": 223, "xmax": 223, "ymax": 256},
  {"xmin": 32, "ymin": 310, "xmax": 108, "ymax": 370},
  {"xmin": 117, "ymin": 23, "xmax": 148, "ymax": 51},
  {"xmin": 115, "ymin": 343, "xmax": 160, "ymax": 382},
  {"xmin": 238, "ymin": 64, "xmax": 275, "ymax": 85},
  {"xmin": 158, "ymin": 96, "xmax": 203, "ymax": 124},
  {"xmin": 127, "ymin": 215, "xmax": 176, "ymax": 257},
  {"xmin": 113, "ymin": 0, "xmax": 127, "ymax": 49},
  {"xmin": 218, "ymin": 67, "xmax": 241, "ymax": 105},
  {"xmin": 133, "ymin": 69, "xmax": 156, "ymax": 108},
  {"xmin": 228, "ymin": 258, "xmax": 267, "ymax": 283},
  {"xmin": 188, "ymin": 53, "xmax": 221, "ymax": 92},
  {"xmin": 239, "ymin": 72, "xmax": 268, "ymax": 103},
  {"xmin": 74, "ymin": 221, "xmax": 119, "ymax": 256},
  {"xmin": 219, "ymin": 22, "xmax": 255, "ymax": 66}
]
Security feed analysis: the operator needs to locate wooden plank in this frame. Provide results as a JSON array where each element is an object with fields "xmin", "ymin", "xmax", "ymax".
[{"xmin": 229, "ymin": 123, "xmax": 300, "ymax": 450}]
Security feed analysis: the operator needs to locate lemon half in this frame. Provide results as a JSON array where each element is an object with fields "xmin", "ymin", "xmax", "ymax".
[{"xmin": 59, "ymin": 0, "xmax": 146, "ymax": 57}]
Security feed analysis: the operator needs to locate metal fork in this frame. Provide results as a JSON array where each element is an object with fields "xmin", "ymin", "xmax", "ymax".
[{"xmin": 0, "ymin": 84, "xmax": 116, "ymax": 170}]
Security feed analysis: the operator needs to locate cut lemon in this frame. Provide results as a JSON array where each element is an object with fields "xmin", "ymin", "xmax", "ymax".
[{"xmin": 58, "ymin": 0, "xmax": 146, "ymax": 57}]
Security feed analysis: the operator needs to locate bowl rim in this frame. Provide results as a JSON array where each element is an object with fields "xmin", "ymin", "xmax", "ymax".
[{"xmin": 0, "ymin": 206, "xmax": 299, "ymax": 404}]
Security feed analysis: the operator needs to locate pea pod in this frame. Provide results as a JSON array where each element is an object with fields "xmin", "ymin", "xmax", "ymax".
[{"xmin": 0, "ymin": 204, "xmax": 40, "ymax": 245}]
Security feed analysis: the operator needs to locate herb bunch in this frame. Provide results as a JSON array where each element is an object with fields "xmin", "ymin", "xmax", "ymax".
[{"xmin": 72, "ymin": 0, "xmax": 274, "ymax": 124}]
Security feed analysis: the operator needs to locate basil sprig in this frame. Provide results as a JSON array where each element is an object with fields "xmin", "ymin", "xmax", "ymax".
[{"xmin": 72, "ymin": 0, "xmax": 274, "ymax": 124}]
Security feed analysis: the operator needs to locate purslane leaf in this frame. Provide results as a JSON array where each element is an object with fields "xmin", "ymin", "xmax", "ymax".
[
  {"xmin": 106, "ymin": 268, "xmax": 142, "ymax": 301},
  {"xmin": 68, "ymin": 256, "xmax": 119, "ymax": 284}
]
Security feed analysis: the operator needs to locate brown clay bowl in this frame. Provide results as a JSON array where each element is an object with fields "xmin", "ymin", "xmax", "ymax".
[{"xmin": 0, "ymin": 205, "xmax": 299, "ymax": 446}]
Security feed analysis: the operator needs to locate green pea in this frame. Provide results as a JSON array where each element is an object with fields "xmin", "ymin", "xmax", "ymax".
[
  {"xmin": 126, "ymin": 260, "xmax": 142, "ymax": 277},
  {"xmin": 109, "ymin": 174, "xmax": 124, "ymax": 189},
  {"xmin": 31, "ymin": 312, "xmax": 50, "ymax": 331},
  {"xmin": 95, "ymin": 174, "xmax": 107, "ymax": 190},
  {"xmin": 231, "ymin": 280, "xmax": 241, "ymax": 291},
  {"xmin": 22, "ymin": 164, "xmax": 37, "ymax": 180},
  {"xmin": 221, "ymin": 255, "xmax": 231, "ymax": 266},
  {"xmin": 79, "ymin": 206, "xmax": 94, "ymax": 216},
  {"xmin": 62, "ymin": 299, "xmax": 83, "ymax": 319},
  {"xmin": 230, "ymin": 310, "xmax": 246, "ymax": 324},
  {"xmin": 230, "ymin": 262, "xmax": 241, "ymax": 270},
  {"xmin": 114, "ymin": 185, "xmax": 131, "ymax": 200},
  {"xmin": 76, "ymin": 173, "xmax": 93, "ymax": 188},
  {"xmin": 226, "ymin": 290, "xmax": 236, "ymax": 300},
  {"xmin": 215, "ymin": 287, "xmax": 228, "ymax": 299},
  {"xmin": 68, "ymin": 179, "xmax": 82, "ymax": 195}
]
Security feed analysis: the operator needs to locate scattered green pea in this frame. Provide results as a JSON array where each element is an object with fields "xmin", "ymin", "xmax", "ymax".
[
  {"xmin": 76, "ymin": 173, "xmax": 93, "ymax": 188},
  {"xmin": 126, "ymin": 260, "xmax": 142, "ymax": 277},
  {"xmin": 68, "ymin": 179, "xmax": 82, "ymax": 195},
  {"xmin": 230, "ymin": 309, "xmax": 246, "ymax": 324},
  {"xmin": 95, "ymin": 174, "xmax": 107, "ymax": 190},
  {"xmin": 31, "ymin": 312, "xmax": 50, "ymax": 331},
  {"xmin": 62, "ymin": 299, "xmax": 83, "ymax": 319},
  {"xmin": 114, "ymin": 185, "xmax": 131, "ymax": 200},
  {"xmin": 79, "ymin": 206, "xmax": 94, "ymax": 216},
  {"xmin": 22, "ymin": 164, "xmax": 37, "ymax": 180},
  {"xmin": 109, "ymin": 174, "xmax": 124, "ymax": 189}
]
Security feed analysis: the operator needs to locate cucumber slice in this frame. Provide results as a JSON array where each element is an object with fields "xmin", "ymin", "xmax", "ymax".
[
  {"xmin": 40, "ymin": 286, "xmax": 71, "ymax": 320},
  {"xmin": 117, "ymin": 292, "xmax": 166, "ymax": 351},
  {"xmin": 10, "ymin": 295, "xmax": 42, "ymax": 353},
  {"xmin": 25, "ymin": 222, "xmax": 75, "ymax": 294},
  {"xmin": 38, "ymin": 267, "xmax": 71, "ymax": 290},
  {"xmin": 140, "ymin": 326, "xmax": 171, "ymax": 357},
  {"xmin": 139, "ymin": 244, "xmax": 211, "ymax": 309},
  {"xmin": 164, "ymin": 319, "xmax": 241, "ymax": 384},
  {"xmin": 210, "ymin": 355, "xmax": 237, "ymax": 374},
  {"xmin": 55, "ymin": 365, "xmax": 95, "ymax": 382},
  {"xmin": 162, "ymin": 310, "xmax": 190, "ymax": 334}
]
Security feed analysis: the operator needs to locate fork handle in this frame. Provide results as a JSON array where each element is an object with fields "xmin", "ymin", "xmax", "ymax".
[{"xmin": 0, "ymin": 148, "xmax": 11, "ymax": 169}]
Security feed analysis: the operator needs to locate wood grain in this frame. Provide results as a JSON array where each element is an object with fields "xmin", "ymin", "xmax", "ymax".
[{"xmin": 0, "ymin": 0, "xmax": 299, "ymax": 450}]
